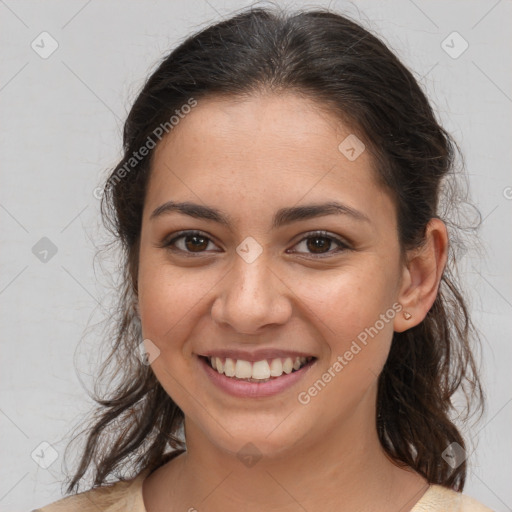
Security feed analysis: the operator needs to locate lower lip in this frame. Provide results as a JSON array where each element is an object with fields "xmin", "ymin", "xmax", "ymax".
[{"xmin": 198, "ymin": 356, "xmax": 316, "ymax": 398}]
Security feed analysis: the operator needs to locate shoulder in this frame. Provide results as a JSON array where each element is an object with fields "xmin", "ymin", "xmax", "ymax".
[
  {"xmin": 33, "ymin": 470, "xmax": 150, "ymax": 512},
  {"xmin": 411, "ymin": 484, "xmax": 494, "ymax": 512}
]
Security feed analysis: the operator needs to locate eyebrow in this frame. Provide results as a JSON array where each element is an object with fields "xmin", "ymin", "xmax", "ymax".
[{"xmin": 149, "ymin": 200, "xmax": 370, "ymax": 229}]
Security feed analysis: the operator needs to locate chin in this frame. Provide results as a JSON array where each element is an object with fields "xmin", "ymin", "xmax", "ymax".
[{"xmin": 199, "ymin": 414, "xmax": 311, "ymax": 462}]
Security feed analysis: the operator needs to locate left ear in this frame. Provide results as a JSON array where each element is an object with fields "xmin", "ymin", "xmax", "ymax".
[{"xmin": 394, "ymin": 218, "xmax": 449, "ymax": 332}]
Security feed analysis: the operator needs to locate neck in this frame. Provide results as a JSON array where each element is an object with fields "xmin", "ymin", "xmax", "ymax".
[{"xmin": 144, "ymin": 389, "xmax": 428, "ymax": 512}]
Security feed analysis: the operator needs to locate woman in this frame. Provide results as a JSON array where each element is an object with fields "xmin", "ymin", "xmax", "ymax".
[{"xmin": 36, "ymin": 5, "xmax": 492, "ymax": 511}]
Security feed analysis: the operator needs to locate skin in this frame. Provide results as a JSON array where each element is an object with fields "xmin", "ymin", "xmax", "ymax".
[{"xmin": 137, "ymin": 92, "xmax": 448, "ymax": 512}]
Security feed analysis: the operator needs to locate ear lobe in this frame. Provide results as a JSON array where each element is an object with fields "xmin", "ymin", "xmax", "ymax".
[{"xmin": 394, "ymin": 218, "xmax": 448, "ymax": 333}]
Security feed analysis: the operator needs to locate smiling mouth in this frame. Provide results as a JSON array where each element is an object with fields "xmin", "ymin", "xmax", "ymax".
[{"xmin": 200, "ymin": 355, "xmax": 316, "ymax": 383}]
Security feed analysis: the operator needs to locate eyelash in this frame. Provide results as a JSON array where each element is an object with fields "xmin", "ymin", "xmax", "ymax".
[{"xmin": 159, "ymin": 230, "xmax": 351, "ymax": 258}]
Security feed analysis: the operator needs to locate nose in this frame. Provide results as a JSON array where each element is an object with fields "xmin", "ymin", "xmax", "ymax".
[{"xmin": 210, "ymin": 251, "xmax": 292, "ymax": 335}]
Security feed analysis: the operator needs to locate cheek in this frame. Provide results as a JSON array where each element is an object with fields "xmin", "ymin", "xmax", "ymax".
[
  {"xmin": 291, "ymin": 263, "xmax": 398, "ymax": 385},
  {"xmin": 137, "ymin": 256, "xmax": 211, "ymax": 351},
  {"xmin": 295, "ymin": 264, "xmax": 397, "ymax": 335},
  {"xmin": 137, "ymin": 260, "xmax": 204, "ymax": 408},
  {"xmin": 295, "ymin": 270, "xmax": 397, "ymax": 414}
]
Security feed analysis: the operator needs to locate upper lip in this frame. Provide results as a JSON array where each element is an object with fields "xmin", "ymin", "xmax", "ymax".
[{"xmin": 198, "ymin": 349, "xmax": 316, "ymax": 363}]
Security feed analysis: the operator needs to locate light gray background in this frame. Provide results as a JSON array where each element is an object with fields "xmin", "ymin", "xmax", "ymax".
[{"xmin": 1, "ymin": 1, "xmax": 511, "ymax": 510}]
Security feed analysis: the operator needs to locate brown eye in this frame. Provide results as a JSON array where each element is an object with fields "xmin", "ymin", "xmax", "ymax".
[
  {"xmin": 182, "ymin": 233, "xmax": 209, "ymax": 252},
  {"xmin": 160, "ymin": 230, "xmax": 350, "ymax": 258},
  {"xmin": 290, "ymin": 231, "xmax": 350, "ymax": 258},
  {"xmin": 306, "ymin": 236, "xmax": 332, "ymax": 254},
  {"xmin": 162, "ymin": 231, "xmax": 219, "ymax": 255}
]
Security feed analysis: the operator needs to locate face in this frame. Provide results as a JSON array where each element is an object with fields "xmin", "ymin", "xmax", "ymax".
[{"xmin": 137, "ymin": 92, "xmax": 405, "ymax": 460}]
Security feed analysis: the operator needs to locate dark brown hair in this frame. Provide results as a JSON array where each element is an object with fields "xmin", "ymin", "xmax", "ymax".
[{"xmin": 63, "ymin": 4, "xmax": 484, "ymax": 495}]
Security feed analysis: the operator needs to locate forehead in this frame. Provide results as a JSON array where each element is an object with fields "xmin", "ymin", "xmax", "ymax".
[{"xmin": 145, "ymin": 92, "xmax": 395, "ymax": 228}]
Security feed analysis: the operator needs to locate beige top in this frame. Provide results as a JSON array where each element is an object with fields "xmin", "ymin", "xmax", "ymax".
[{"xmin": 35, "ymin": 470, "xmax": 494, "ymax": 512}]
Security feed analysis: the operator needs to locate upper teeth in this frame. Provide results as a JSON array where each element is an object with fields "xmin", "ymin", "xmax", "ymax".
[{"xmin": 209, "ymin": 356, "xmax": 311, "ymax": 380}]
